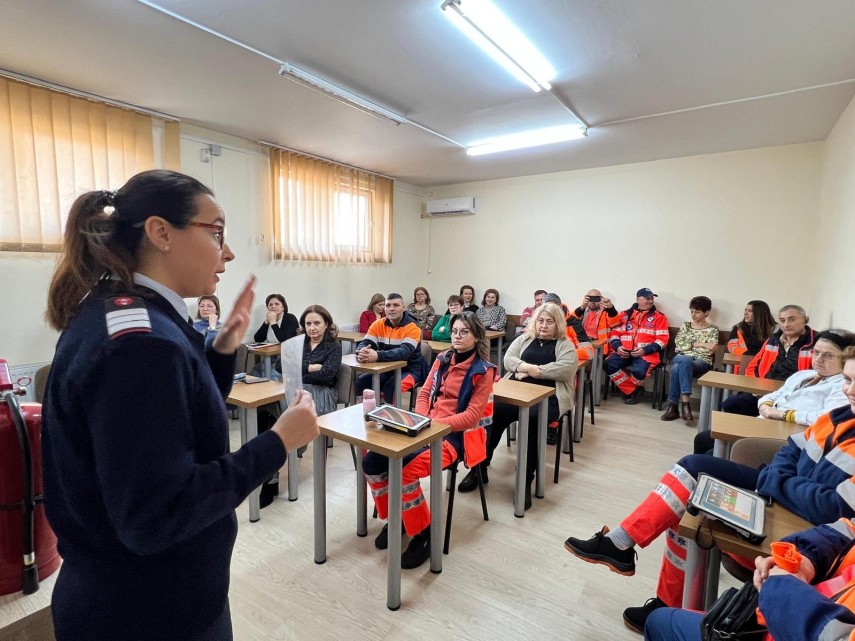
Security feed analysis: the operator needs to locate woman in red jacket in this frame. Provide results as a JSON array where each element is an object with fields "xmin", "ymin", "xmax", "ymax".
[{"xmin": 362, "ymin": 312, "xmax": 496, "ymax": 569}]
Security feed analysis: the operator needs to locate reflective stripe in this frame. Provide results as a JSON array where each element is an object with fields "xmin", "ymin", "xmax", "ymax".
[
  {"xmin": 666, "ymin": 527, "xmax": 688, "ymax": 549},
  {"xmin": 365, "ymin": 473, "xmax": 388, "ymax": 484},
  {"xmin": 805, "ymin": 437, "xmax": 824, "ymax": 463},
  {"xmin": 827, "ymin": 448, "xmax": 855, "ymax": 476},
  {"xmin": 654, "ymin": 483, "xmax": 687, "ymax": 519},
  {"xmin": 668, "ymin": 464, "xmax": 698, "ymax": 496},
  {"xmin": 818, "ymin": 618, "xmax": 855, "ymax": 641},
  {"xmin": 402, "ymin": 480, "xmax": 421, "ymax": 495},
  {"xmin": 610, "ymin": 371, "xmax": 630, "ymax": 384},
  {"xmin": 402, "ymin": 493, "xmax": 425, "ymax": 511},
  {"xmin": 837, "ymin": 480, "xmax": 855, "ymax": 512},
  {"xmin": 370, "ymin": 486, "xmax": 388, "ymax": 498},
  {"xmin": 664, "ymin": 547, "xmax": 686, "ymax": 571},
  {"xmin": 791, "ymin": 431, "xmax": 808, "ymax": 449}
]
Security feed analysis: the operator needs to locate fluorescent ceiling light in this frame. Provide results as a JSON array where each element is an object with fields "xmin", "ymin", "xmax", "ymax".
[
  {"xmin": 441, "ymin": 0, "xmax": 556, "ymax": 92},
  {"xmin": 466, "ymin": 125, "xmax": 586, "ymax": 156},
  {"xmin": 278, "ymin": 63, "xmax": 407, "ymax": 126}
]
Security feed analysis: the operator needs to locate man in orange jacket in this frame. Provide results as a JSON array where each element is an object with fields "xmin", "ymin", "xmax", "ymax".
[{"xmin": 603, "ymin": 288, "xmax": 670, "ymax": 404}]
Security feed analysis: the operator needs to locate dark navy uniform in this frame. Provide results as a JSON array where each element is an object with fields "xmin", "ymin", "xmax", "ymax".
[{"xmin": 42, "ymin": 280, "xmax": 286, "ymax": 640}]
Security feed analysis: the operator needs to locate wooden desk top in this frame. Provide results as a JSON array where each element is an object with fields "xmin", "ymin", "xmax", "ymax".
[
  {"xmin": 722, "ymin": 352, "xmax": 742, "ymax": 366},
  {"xmin": 316, "ymin": 404, "xmax": 451, "ymax": 458},
  {"xmin": 710, "ymin": 411, "xmax": 802, "ymax": 444},
  {"xmin": 698, "ymin": 371, "xmax": 783, "ymax": 395},
  {"xmin": 226, "ymin": 380, "xmax": 285, "ymax": 408},
  {"xmin": 341, "ymin": 353, "xmax": 407, "ymax": 375},
  {"xmin": 485, "ymin": 330, "xmax": 505, "ymax": 340},
  {"xmin": 427, "ymin": 340, "xmax": 451, "ymax": 353},
  {"xmin": 246, "ymin": 342, "xmax": 280, "ymax": 356},
  {"xmin": 678, "ymin": 503, "xmax": 811, "ymax": 558},
  {"xmin": 493, "ymin": 378, "xmax": 555, "ymax": 407},
  {"xmin": 336, "ymin": 330, "xmax": 364, "ymax": 343}
]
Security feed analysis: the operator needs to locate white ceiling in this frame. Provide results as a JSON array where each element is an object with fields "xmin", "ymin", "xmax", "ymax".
[{"xmin": 2, "ymin": 0, "xmax": 854, "ymax": 187}]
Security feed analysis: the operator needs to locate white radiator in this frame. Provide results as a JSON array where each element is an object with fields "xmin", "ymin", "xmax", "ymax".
[{"xmin": 7, "ymin": 362, "xmax": 50, "ymax": 402}]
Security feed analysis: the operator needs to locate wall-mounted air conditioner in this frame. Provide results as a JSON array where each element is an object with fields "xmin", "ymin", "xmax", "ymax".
[{"xmin": 422, "ymin": 197, "xmax": 477, "ymax": 218}]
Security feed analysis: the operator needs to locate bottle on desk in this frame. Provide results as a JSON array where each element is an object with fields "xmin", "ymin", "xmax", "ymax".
[{"xmin": 363, "ymin": 389, "xmax": 376, "ymax": 413}]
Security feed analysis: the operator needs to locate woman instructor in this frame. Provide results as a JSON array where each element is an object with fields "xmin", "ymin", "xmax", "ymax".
[{"xmin": 41, "ymin": 170, "xmax": 319, "ymax": 640}]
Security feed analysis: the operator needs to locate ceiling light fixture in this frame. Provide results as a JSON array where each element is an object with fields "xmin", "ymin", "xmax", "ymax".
[
  {"xmin": 466, "ymin": 124, "xmax": 587, "ymax": 156},
  {"xmin": 278, "ymin": 63, "xmax": 407, "ymax": 126},
  {"xmin": 441, "ymin": 0, "xmax": 555, "ymax": 93}
]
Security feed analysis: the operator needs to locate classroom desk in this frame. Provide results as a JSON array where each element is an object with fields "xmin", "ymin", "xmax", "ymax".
[
  {"xmin": 313, "ymin": 404, "xmax": 451, "ymax": 610},
  {"xmin": 246, "ymin": 342, "xmax": 280, "ymax": 379},
  {"xmin": 427, "ymin": 339, "xmax": 451, "ymax": 354},
  {"xmin": 485, "ymin": 329, "xmax": 505, "ymax": 375},
  {"xmin": 592, "ymin": 339, "xmax": 606, "ymax": 406},
  {"xmin": 697, "ymin": 372, "xmax": 783, "ymax": 434},
  {"xmin": 710, "ymin": 411, "xmax": 801, "ymax": 458},
  {"xmin": 341, "ymin": 353, "xmax": 407, "ymax": 408},
  {"xmin": 492, "ymin": 378, "xmax": 555, "ymax": 517},
  {"xmin": 722, "ymin": 352, "xmax": 741, "ymax": 374},
  {"xmin": 226, "ymin": 380, "xmax": 298, "ymax": 521},
  {"xmin": 336, "ymin": 330, "xmax": 364, "ymax": 344},
  {"xmin": 678, "ymin": 503, "xmax": 811, "ymax": 609}
]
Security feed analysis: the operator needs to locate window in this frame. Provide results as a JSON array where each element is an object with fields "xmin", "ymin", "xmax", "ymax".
[
  {"xmin": 0, "ymin": 76, "xmax": 179, "ymax": 252},
  {"xmin": 269, "ymin": 149, "xmax": 393, "ymax": 263}
]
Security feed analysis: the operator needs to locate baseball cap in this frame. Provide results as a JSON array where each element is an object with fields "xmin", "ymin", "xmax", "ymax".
[{"xmin": 636, "ymin": 288, "xmax": 657, "ymax": 298}]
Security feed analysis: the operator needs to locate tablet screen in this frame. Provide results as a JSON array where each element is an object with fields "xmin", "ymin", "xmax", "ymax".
[
  {"xmin": 696, "ymin": 478, "xmax": 759, "ymax": 530},
  {"xmin": 367, "ymin": 406, "xmax": 426, "ymax": 429}
]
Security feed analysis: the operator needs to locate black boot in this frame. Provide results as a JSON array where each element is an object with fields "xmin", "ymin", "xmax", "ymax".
[
  {"xmin": 259, "ymin": 478, "xmax": 279, "ymax": 509},
  {"xmin": 401, "ymin": 528, "xmax": 431, "ymax": 569},
  {"xmin": 458, "ymin": 464, "xmax": 488, "ymax": 493}
]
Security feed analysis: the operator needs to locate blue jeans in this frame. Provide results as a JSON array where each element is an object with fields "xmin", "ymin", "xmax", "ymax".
[
  {"xmin": 644, "ymin": 607, "xmax": 702, "ymax": 641},
  {"xmin": 667, "ymin": 355, "xmax": 711, "ymax": 404}
]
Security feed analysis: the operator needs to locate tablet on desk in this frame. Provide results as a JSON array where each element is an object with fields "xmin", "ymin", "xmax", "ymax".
[
  {"xmin": 687, "ymin": 474, "xmax": 766, "ymax": 543},
  {"xmin": 243, "ymin": 375, "xmax": 269, "ymax": 384},
  {"xmin": 248, "ymin": 341, "xmax": 276, "ymax": 348},
  {"xmin": 365, "ymin": 405, "xmax": 431, "ymax": 437}
]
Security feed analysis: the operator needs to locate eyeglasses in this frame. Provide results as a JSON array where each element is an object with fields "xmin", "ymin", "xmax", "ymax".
[
  {"xmin": 187, "ymin": 222, "xmax": 226, "ymax": 250},
  {"xmin": 451, "ymin": 329, "xmax": 471, "ymax": 337},
  {"xmin": 813, "ymin": 350, "xmax": 839, "ymax": 361}
]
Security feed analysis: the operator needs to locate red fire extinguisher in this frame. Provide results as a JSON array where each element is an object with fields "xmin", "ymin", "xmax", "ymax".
[{"xmin": 0, "ymin": 359, "xmax": 60, "ymax": 595}]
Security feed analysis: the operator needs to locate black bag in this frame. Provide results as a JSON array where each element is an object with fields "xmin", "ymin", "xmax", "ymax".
[{"xmin": 701, "ymin": 581, "xmax": 767, "ymax": 641}]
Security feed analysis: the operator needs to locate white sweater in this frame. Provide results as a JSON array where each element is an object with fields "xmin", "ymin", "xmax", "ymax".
[{"xmin": 757, "ymin": 370, "xmax": 847, "ymax": 426}]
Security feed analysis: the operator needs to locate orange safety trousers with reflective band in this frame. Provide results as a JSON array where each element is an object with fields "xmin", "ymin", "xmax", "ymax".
[
  {"xmin": 619, "ymin": 463, "xmax": 698, "ymax": 607},
  {"xmin": 609, "ymin": 368, "xmax": 649, "ymax": 396},
  {"xmin": 366, "ymin": 439, "xmax": 460, "ymax": 537}
]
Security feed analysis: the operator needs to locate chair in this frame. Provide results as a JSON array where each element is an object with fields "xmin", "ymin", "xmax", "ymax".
[
  {"xmin": 443, "ymin": 451, "xmax": 489, "ymax": 555},
  {"xmin": 553, "ymin": 411, "xmax": 574, "ymax": 483},
  {"xmin": 34, "ymin": 364, "xmax": 51, "ymax": 403},
  {"xmin": 650, "ymin": 327, "xmax": 680, "ymax": 410},
  {"xmin": 408, "ymin": 341, "xmax": 435, "ymax": 411},
  {"xmin": 331, "ymin": 362, "xmax": 360, "ymax": 469}
]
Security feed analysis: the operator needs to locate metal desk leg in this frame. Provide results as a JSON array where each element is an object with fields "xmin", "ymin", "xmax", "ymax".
[
  {"xmin": 496, "ymin": 336, "xmax": 504, "ymax": 376},
  {"xmin": 356, "ymin": 441, "xmax": 367, "ymax": 537},
  {"xmin": 594, "ymin": 346, "xmax": 603, "ymax": 406},
  {"xmin": 712, "ymin": 388, "xmax": 723, "ymax": 412},
  {"xmin": 263, "ymin": 355, "xmax": 272, "ymax": 380},
  {"xmin": 536, "ymin": 400, "xmax": 547, "ymax": 499},
  {"xmin": 697, "ymin": 386, "xmax": 712, "ymax": 434},
  {"xmin": 429, "ymin": 439, "xmax": 442, "ymax": 574},
  {"xmin": 704, "ymin": 548, "xmax": 721, "ymax": 608},
  {"xmin": 387, "ymin": 458, "xmax": 403, "ymax": 611},
  {"xmin": 725, "ymin": 364, "xmax": 733, "ymax": 374},
  {"xmin": 393, "ymin": 369, "xmax": 402, "ymax": 408},
  {"xmin": 287, "ymin": 446, "xmax": 299, "ymax": 501},
  {"xmin": 514, "ymin": 407, "xmax": 530, "ymax": 518},
  {"xmin": 312, "ymin": 435, "xmax": 326, "ymax": 564},
  {"xmin": 682, "ymin": 538, "xmax": 710, "ymax": 609},
  {"xmin": 712, "ymin": 439, "xmax": 731, "ymax": 459},
  {"xmin": 246, "ymin": 409, "xmax": 260, "ymax": 522},
  {"xmin": 372, "ymin": 373, "xmax": 382, "ymax": 404},
  {"xmin": 573, "ymin": 370, "xmax": 584, "ymax": 442},
  {"xmin": 238, "ymin": 407, "xmax": 247, "ymax": 446}
]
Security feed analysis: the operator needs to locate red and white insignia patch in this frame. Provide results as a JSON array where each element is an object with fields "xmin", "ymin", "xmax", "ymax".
[{"xmin": 105, "ymin": 297, "xmax": 151, "ymax": 339}]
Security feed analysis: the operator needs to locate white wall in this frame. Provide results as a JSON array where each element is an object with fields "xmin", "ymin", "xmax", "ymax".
[
  {"xmin": 812, "ymin": 95, "xmax": 855, "ymax": 329},
  {"xmin": 423, "ymin": 143, "xmax": 825, "ymax": 331}
]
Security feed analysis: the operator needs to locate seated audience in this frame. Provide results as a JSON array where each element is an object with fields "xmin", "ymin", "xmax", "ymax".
[
  {"xmin": 192, "ymin": 294, "xmax": 222, "ymax": 348},
  {"xmin": 259, "ymin": 305, "xmax": 343, "ymax": 507},
  {"xmin": 543, "ymin": 292, "xmax": 594, "ymax": 362},
  {"xmin": 407, "ymin": 286, "xmax": 436, "ymax": 338},
  {"xmin": 694, "ymin": 329, "xmax": 855, "ymax": 454},
  {"xmin": 722, "ymin": 304, "xmax": 817, "ymax": 416},
  {"xmin": 603, "ymin": 288, "xmax": 670, "ymax": 404},
  {"xmin": 476, "ymin": 288, "xmax": 507, "ymax": 331},
  {"xmin": 726, "ymin": 299, "xmax": 776, "ymax": 362},
  {"xmin": 660, "ymin": 296, "xmax": 719, "ymax": 422},
  {"xmin": 354, "ymin": 293, "xmax": 428, "ymax": 403},
  {"xmin": 359, "ymin": 293, "xmax": 385, "ymax": 333},
  {"xmin": 432, "ymin": 295, "xmax": 463, "ymax": 341},
  {"xmin": 520, "ymin": 290, "xmax": 547, "ymax": 329},
  {"xmin": 459, "ymin": 285, "xmax": 479, "ymax": 313},
  {"xmin": 459, "ymin": 302, "xmax": 578, "ymax": 509},
  {"xmin": 251, "ymin": 293, "xmax": 299, "ymax": 380},
  {"xmin": 572, "ymin": 289, "xmax": 621, "ymax": 354},
  {"xmin": 644, "ymin": 516, "xmax": 855, "ymax": 641},
  {"xmin": 363, "ymin": 312, "xmax": 495, "ymax": 569},
  {"xmin": 564, "ymin": 345, "xmax": 855, "ymax": 633}
]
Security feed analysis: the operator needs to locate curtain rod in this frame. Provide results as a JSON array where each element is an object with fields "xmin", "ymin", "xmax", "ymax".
[
  {"xmin": 259, "ymin": 140, "xmax": 395, "ymax": 181},
  {"xmin": 0, "ymin": 69, "xmax": 180, "ymax": 122}
]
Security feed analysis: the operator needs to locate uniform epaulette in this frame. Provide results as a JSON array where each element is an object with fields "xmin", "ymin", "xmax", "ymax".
[{"xmin": 104, "ymin": 296, "xmax": 152, "ymax": 339}]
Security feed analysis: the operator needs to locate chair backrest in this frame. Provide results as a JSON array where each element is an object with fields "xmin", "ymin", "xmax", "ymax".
[
  {"xmin": 504, "ymin": 318, "xmax": 517, "ymax": 342},
  {"xmin": 334, "ymin": 363, "xmax": 354, "ymax": 407},
  {"xmin": 233, "ymin": 344, "xmax": 249, "ymax": 375},
  {"xmin": 730, "ymin": 437, "xmax": 784, "ymax": 468},
  {"xmin": 34, "ymin": 364, "xmax": 51, "ymax": 403},
  {"xmin": 420, "ymin": 340, "xmax": 433, "ymax": 365}
]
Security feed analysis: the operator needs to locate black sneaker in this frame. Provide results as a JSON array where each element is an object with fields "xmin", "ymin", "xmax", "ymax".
[
  {"xmin": 458, "ymin": 465, "xmax": 487, "ymax": 493},
  {"xmin": 259, "ymin": 479, "xmax": 279, "ymax": 509},
  {"xmin": 563, "ymin": 526, "xmax": 636, "ymax": 576},
  {"xmin": 624, "ymin": 387, "xmax": 644, "ymax": 405},
  {"xmin": 375, "ymin": 524, "xmax": 389, "ymax": 550},
  {"xmin": 546, "ymin": 427, "xmax": 558, "ymax": 445},
  {"xmin": 401, "ymin": 529, "xmax": 431, "ymax": 569},
  {"xmin": 623, "ymin": 597, "xmax": 666, "ymax": 633}
]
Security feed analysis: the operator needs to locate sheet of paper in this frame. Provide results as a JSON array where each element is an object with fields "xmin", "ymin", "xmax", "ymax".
[{"xmin": 280, "ymin": 335, "xmax": 304, "ymax": 404}]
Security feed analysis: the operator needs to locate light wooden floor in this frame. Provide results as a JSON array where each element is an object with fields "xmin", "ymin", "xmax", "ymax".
[{"xmin": 227, "ymin": 395, "xmax": 737, "ymax": 641}]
